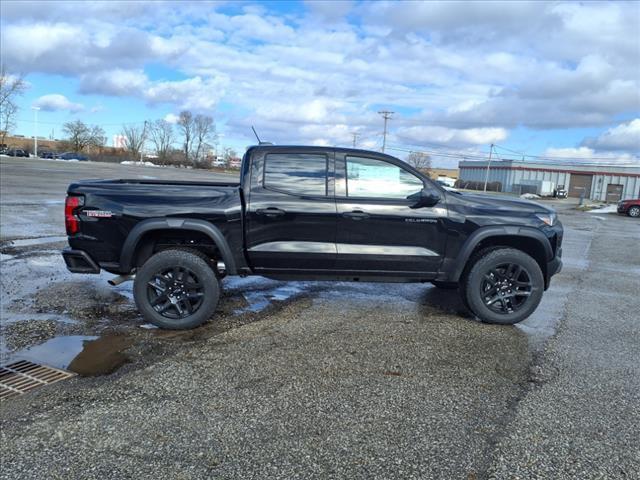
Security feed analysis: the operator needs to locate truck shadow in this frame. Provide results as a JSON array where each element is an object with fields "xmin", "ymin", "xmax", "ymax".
[{"xmin": 418, "ymin": 285, "xmax": 475, "ymax": 320}]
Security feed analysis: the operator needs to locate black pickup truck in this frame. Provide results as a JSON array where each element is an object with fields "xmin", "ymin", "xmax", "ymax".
[{"xmin": 63, "ymin": 145, "xmax": 563, "ymax": 329}]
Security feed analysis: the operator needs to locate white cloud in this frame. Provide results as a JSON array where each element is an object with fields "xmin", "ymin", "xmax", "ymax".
[
  {"xmin": 143, "ymin": 76, "xmax": 228, "ymax": 111},
  {"xmin": 163, "ymin": 113, "xmax": 179, "ymax": 124},
  {"xmin": 582, "ymin": 119, "xmax": 640, "ymax": 152},
  {"xmin": 543, "ymin": 146, "xmax": 636, "ymax": 163},
  {"xmin": 33, "ymin": 94, "xmax": 84, "ymax": 113},
  {"xmin": 2, "ymin": 1, "xmax": 639, "ymax": 159},
  {"xmin": 396, "ymin": 126, "xmax": 508, "ymax": 147},
  {"xmin": 79, "ymin": 69, "xmax": 149, "ymax": 96}
]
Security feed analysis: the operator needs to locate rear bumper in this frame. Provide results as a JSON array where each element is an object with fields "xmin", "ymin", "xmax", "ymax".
[{"xmin": 62, "ymin": 248, "xmax": 100, "ymax": 274}]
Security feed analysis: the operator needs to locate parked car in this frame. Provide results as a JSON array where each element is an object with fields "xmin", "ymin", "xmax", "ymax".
[
  {"xmin": 617, "ymin": 199, "xmax": 640, "ymax": 217},
  {"xmin": 62, "ymin": 145, "xmax": 563, "ymax": 329},
  {"xmin": 212, "ymin": 159, "xmax": 227, "ymax": 168},
  {"xmin": 6, "ymin": 148, "xmax": 29, "ymax": 157},
  {"xmin": 39, "ymin": 151, "xmax": 56, "ymax": 159},
  {"xmin": 554, "ymin": 185, "xmax": 568, "ymax": 198},
  {"xmin": 59, "ymin": 152, "xmax": 88, "ymax": 161}
]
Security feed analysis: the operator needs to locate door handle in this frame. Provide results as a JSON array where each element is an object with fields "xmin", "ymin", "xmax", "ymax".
[
  {"xmin": 256, "ymin": 207, "xmax": 286, "ymax": 217},
  {"xmin": 342, "ymin": 210, "xmax": 370, "ymax": 220}
]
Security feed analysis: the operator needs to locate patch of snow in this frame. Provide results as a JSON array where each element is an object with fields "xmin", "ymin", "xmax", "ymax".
[
  {"xmin": 520, "ymin": 193, "xmax": 541, "ymax": 199},
  {"xmin": 120, "ymin": 160, "xmax": 160, "ymax": 167},
  {"xmin": 587, "ymin": 204, "xmax": 617, "ymax": 213},
  {"xmin": 6, "ymin": 236, "xmax": 67, "ymax": 248},
  {"xmin": 0, "ymin": 253, "xmax": 14, "ymax": 261},
  {"xmin": 140, "ymin": 323, "xmax": 159, "ymax": 329}
]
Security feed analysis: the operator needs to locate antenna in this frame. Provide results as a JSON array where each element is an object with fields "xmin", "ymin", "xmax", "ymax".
[
  {"xmin": 250, "ymin": 126, "xmax": 273, "ymax": 146},
  {"xmin": 251, "ymin": 126, "xmax": 261, "ymax": 144}
]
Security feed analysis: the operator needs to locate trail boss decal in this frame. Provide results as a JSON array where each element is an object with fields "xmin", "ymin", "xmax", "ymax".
[{"xmin": 85, "ymin": 210, "xmax": 114, "ymax": 218}]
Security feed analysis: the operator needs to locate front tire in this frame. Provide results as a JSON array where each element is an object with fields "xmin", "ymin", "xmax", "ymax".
[
  {"xmin": 628, "ymin": 206, "xmax": 640, "ymax": 218},
  {"xmin": 461, "ymin": 248, "xmax": 544, "ymax": 325},
  {"xmin": 133, "ymin": 249, "xmax": 220, "ymax": 329}
]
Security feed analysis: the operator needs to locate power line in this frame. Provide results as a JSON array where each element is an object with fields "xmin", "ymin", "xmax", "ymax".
[
  {"xmin": 378, "ymin": 111, "xmax": 394, "ymax": 153},
  {"xmin": 384, "ymin": 144, "xmax": 639, "ymax": 167}
]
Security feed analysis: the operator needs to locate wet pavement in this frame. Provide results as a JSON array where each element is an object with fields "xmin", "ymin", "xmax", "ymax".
[{"xmin": 1, "ymin": 156, "xmax": 639, "ymax": 478}]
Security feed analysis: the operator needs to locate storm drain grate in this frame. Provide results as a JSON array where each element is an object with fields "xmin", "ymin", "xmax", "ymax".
[{"xmin": 0, "ymin": 360, "xmax": 76, "ymax": 400}]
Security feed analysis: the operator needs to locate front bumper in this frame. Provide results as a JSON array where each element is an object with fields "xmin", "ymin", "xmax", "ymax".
[
  {"xmin": 62, "ymin": 248, "xmax": 100, "ymax": 273},
  {"xmin": 545, "ymin": 246, "xmax": 562, "ymax": 289}
]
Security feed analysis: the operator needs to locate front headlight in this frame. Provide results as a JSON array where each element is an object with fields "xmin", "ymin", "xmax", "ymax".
[{"xmin": 535, "ymin": 212, "xmax": 556, "ymax": 226}]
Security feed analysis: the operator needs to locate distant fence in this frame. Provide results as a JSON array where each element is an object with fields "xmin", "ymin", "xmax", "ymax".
[{"xmin": 455, "ymin": 180, "xmax": 502, "ymax": 192}]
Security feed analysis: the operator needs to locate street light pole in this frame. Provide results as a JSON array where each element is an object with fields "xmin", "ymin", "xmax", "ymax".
[{"xmin": 31, "ymin": 106, "xmax": 40, "ymax": 158}]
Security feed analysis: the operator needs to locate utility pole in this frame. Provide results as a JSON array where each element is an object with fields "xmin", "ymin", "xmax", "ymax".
[
  {"xmin": 31, "ymin": 106, "xmax": 40, "ymax": 157},
  {"xmin": 378, "ymin": 110, "xmax": 394, "ymax": 153},
  {"xmin": 351, "ymin": 132, "xmax": 359, "ymax": 148},
  {"xmin": 483, "ymin": 143, "xmax": 494, "ymax": 192}
]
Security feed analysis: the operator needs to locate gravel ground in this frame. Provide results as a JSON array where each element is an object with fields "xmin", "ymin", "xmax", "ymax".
[
  {"xmin": 488, "ymin": 210, "xmax": 640, "ymax": 479},
  {"xmin": 1, "ymin": 157, "xmax": 639, "ymax": 478}
]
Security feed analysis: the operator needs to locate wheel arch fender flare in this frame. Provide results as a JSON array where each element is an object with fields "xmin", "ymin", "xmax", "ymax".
[
  {"xmin": 120, "ymin": 218, "xmax": 237, "ymax": 274},
  {"xmin": 448, "ymin": 226, "xmax": 553, "ymax": 282}
]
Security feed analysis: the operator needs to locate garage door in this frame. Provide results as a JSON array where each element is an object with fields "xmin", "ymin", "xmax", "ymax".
[
  {"xmin": 606, "ymin": 184, "xmax": 623, "ymax": 203},
  {"xmin": 569, "ymin": 174, "xmax": 593, "ymax": 198}
]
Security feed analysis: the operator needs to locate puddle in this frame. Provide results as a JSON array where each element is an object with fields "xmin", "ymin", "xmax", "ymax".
[
  {"xmin": 6, "ymin": 334, "xmax": 132, "ymax": 376},
  {"xmin": 67, "ymin": 335, "xmax": 132, "ymax": 376},
  {"xmin": 7, "ymin": 335, "xmax": 98, "ymax": 370},
  {"xmin": 236, "ymin": 284, "xmax": 306, "ymax": 313}
]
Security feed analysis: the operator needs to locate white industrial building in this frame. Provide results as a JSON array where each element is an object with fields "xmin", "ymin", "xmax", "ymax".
[{"xmin": 458, "ymin": 160, "xmax": 640, "ymax": 202}]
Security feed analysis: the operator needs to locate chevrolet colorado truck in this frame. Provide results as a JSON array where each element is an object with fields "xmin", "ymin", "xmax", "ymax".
[{"xmin": 63, "ymin": 145, "xmax": 563, "ymax": 329}]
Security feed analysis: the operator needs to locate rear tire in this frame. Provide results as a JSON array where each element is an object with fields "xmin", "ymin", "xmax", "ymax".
[
  {"xmin": 461, "ymin": 248, "xmax": 544, "ymax": 325},
  {"xmin": 628, "ymin": 206, "xmax": 640, "ymax": 217},
  {"xmin": 133, "ymin": 249, "xmax": 219, "ymax": 329}
]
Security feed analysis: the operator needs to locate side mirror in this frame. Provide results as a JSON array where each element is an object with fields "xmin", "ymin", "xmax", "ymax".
[{"xmin": 408, "ymin": 188, "xmax": 440, "ymax": 209}]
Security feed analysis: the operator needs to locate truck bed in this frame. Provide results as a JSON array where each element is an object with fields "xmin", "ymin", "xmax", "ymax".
[{"xmin": 66, "ymin": 178, "xmax": 244, "ymax": 271}]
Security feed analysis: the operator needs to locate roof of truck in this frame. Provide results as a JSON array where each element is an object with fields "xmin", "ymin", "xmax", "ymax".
[{"xmin": 245, "ymin": 144, "xmax": 401, "ymax": 161}]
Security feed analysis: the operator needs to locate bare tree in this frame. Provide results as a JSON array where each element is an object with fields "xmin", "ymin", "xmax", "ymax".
[
  {"xmin": 148, "ymin": 119, "xmax": 174, "ymax": 164},
  {"xmin": 121, "ymin": 123, "xmax": 146, "ymax": 160},
  {"xmin": 223, "ymin": 147, "xmax": 237, "ymax": 162},
  {"xmin": 63, "ymin": 120, "xmax": 106, "ymax": 152},
  {"xmin": 193, "ymin": 114, "xmax": 216, "ymax": 164},
  {"xmin": 177, "ymin": 110, "xmax": 194, "ymax": 162},
  {"xmin": 90, "ymin": 125, "xmax": 107, "ymax": 148},
  {"xmin": 406, "ymin": 151, "xmax": 432, "ymax": 172},
  {"xmin": 0, "ymin": 66, "xmax": 27, "ymax": 146}
]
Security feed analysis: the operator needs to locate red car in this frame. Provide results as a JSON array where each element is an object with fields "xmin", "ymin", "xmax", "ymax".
[{"xmin": 617, "ymin": 199, "xmax": 640, "ymax": 217}]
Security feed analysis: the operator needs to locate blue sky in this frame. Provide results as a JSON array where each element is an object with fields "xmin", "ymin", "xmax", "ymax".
[{"xmin": 2, "ymin": 0, "xmax": 639, "ymax": 167}]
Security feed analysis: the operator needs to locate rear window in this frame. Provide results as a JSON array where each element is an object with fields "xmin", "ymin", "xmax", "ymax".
[{"xmin": 264, "ymin": 153, "xmax": 328, "ymax": 196}]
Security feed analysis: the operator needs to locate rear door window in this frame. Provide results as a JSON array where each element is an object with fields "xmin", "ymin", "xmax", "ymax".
[{"xmin": 264, "ymin": 153, "xmax": 328, "ymax": 196}]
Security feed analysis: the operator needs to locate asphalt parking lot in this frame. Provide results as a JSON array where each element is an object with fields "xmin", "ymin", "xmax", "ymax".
[{"xmin": 1, "ymin": 156, "xmax": 639, "ymax": 479}]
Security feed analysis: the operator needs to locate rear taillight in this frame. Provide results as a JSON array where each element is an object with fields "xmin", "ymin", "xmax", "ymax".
[{"xmin": 65, "ymin": 195, "xmax": 84, "ymax": 235}]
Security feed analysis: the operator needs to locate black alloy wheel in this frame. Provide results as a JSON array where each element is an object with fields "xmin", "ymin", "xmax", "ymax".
[
  {"xmin": 462, "ymin": 247, "xmax": 544, "ymax": 325},
  {"xmin": 480, "ymin": 263, "xmax": 532, "ymax": 314},
  {"xmin": 147, "ymin": 266, "xmax": 205, "ymax": 319},
  {"xmin": 133, "ymin": 249, "xmax": 220, "ymax": 329}
]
